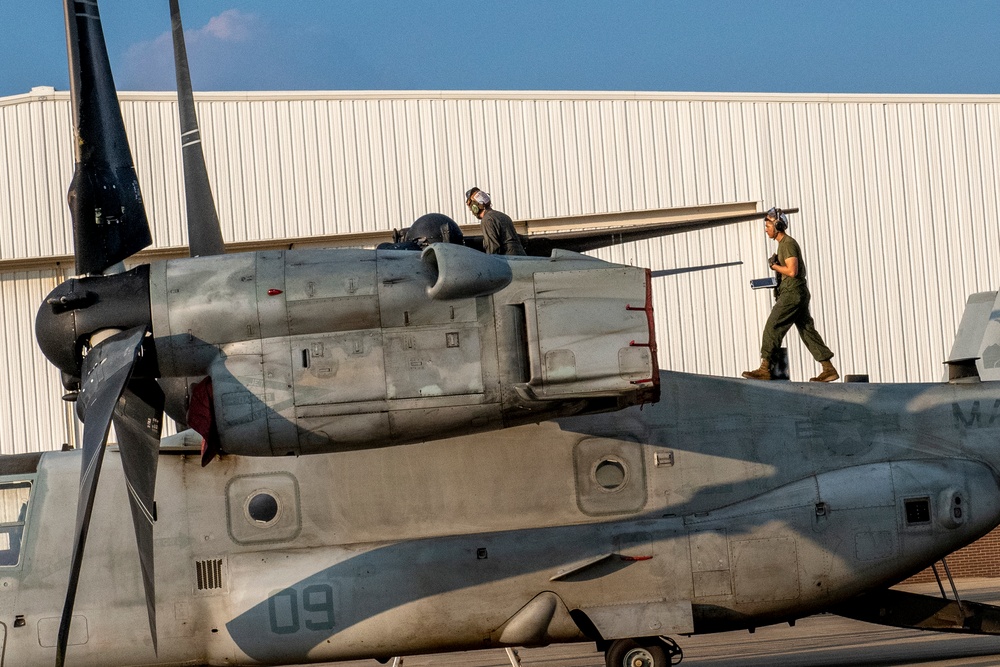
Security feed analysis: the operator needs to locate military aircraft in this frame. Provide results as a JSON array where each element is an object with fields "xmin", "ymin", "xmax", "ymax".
[{"xmin": 7, "ymin": 1, "xmax": 1000, "ymax": 666}]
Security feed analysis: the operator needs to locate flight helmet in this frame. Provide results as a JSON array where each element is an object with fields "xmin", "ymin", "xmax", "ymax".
[
  {"xmin": 405, "ymin": 213, "xmax": 465, "ymax": 247},
  {"xmin": 766, "ymin": 207, "xmax": 789, "ymax": 232},
  {"xmin": 465, "ymin": 187, "xmax": 491, "ymax": 216}
]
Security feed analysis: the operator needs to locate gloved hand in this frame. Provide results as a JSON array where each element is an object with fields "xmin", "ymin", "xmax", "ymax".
[{"xmin": 768, "ymin": 253, "xmax": 778, "ymax": 269}]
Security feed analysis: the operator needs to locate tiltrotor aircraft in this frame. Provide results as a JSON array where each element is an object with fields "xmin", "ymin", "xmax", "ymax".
[{"xmin": 5, "ymin": 1, "xmax": 1000, "ymax": 666}]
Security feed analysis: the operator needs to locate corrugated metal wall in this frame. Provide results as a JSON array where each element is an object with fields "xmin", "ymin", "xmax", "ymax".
[
  {"xmin": 1, "ymin": 89, "xmax": 999, "ymax": 453},
  {"xmin": 0, "ymin": 269, "xmax": 71, "ymax": 453}
]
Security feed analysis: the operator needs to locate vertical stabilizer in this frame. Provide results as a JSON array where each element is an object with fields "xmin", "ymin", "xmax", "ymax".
[{"xmin": 947, "ymin": 291, "xmax": 1000, "ymax": 381}]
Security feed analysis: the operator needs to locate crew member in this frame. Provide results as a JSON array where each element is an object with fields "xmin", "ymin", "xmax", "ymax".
[
  {"xmin": 376, "ymin": 213, "xmax": 464, "ymax": 251},
  {"xmin": 465, "ymin": 187, "xmax": 526, "ymax": 255},
  {"xmin": 743, "ymin": 208, "xmax": 839, "ymax": 382}
]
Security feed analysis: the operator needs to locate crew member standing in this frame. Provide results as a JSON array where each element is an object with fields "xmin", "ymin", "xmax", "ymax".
[
  {"xmin": 743, "ymin": 208, "xmax": 839, "ymax": 382},
  {"xmin": 465, "ymin": 187, "xmax": 526, "ymax": 255}
]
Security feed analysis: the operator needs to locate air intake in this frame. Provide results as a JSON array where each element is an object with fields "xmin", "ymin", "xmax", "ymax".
[{"xmin": 196, "ymin": 559, "xmax": 224, "ymax": 591}]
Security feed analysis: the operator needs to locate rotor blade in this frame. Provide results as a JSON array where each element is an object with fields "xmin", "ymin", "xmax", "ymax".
[
  {"xmin": 170, "ymin": 0, "xmax": 226, "ymax": 257},
  {"xmin": 464, "ymin": 208, "xmax": 800, "ymax": 256},
  {"xmin": 113, "ymin": 379, "xmax": 165, "ymax": 655},
  {"xmin": 64, "ymin": 0, "xmax": 152, "ymax": 276},
  {"xmin": 56, "ymin": 326, "xmax": 147, "ymax": 667}
]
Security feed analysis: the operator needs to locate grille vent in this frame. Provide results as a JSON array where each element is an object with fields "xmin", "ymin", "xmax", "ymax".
[{"xmin": 196, "ymin": 559, "xmax": 224, "ymax": 591}]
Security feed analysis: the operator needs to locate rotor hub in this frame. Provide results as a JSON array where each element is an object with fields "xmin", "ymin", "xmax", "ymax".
[{"xmin": 35, "ymin": 265, "xmax": 153, "ymax": 379}]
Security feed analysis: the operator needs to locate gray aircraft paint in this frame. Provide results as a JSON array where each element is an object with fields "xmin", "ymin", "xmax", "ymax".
[{"xmin": 4, "ymin": 371, "xmax": 1000, "ymax": 665}]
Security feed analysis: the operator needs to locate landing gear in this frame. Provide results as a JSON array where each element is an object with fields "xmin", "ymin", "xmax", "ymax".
[{"xmin": 604, "ymin": 636, "xmax": 683, "ymax": 667}]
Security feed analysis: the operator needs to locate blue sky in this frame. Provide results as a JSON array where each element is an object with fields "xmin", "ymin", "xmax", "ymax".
[{"xmin": 1, "ymin": 1, "xmax": 999, "ymax": 98}]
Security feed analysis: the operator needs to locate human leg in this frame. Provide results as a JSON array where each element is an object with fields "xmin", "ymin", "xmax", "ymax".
[
  {"xmin": 792, "ymin": 296, "xmax": 838, "ymax": 381},
  {"xmin": 743, "ymin": 292, "xmax": 799, "ymax": 380},
  {"xmin": 760, "ymin": 292, "xmax": 801, "ymax": 361}
]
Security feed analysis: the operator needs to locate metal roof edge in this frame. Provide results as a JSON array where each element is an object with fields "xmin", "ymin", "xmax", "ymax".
[{"xmin": 4, "ymin": 88, "xmax": 1000, "ymax": 107}]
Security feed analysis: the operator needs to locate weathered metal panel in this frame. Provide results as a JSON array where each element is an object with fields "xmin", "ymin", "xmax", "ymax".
[
  {"xmin": 284, "ymin": 248, "xmax": 380, "ymax": 335},
  {"xmin": 291, "ymin": 331, "xmax": 386, "ymax": 407}
]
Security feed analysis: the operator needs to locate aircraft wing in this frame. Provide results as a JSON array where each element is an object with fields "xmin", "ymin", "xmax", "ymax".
[{"xmin": 465, "ymin": 208, "xmax": 798, "ymax": 256}]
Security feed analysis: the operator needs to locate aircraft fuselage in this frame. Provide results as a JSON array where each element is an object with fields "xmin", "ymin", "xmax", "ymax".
[{"xmin": 1, "ymin": 371, "xmax": 998, "ymax": 665}]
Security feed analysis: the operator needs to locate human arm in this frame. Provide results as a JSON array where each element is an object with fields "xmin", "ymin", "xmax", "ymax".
[{"xmin": 770, "ymin": 255, "xmax": 798, "ymax": 277}]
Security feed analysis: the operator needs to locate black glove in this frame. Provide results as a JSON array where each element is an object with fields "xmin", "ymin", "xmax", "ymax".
[{"xmin": 768, "ymin": 254, "xmax": 778, "ymax": 269}]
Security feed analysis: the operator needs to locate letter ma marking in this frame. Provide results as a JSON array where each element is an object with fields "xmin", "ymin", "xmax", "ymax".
[{"xmin": 952, "ymin": 400, "xmax": 1000, "ymax": 430}]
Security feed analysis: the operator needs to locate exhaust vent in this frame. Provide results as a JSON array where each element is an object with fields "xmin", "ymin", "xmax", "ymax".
[{"xmin": 196, "ymin": 558, "xmax": 224, "ymax": 591}]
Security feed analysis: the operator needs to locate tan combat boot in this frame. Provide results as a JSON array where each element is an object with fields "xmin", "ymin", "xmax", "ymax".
[
  {"xmin": 742, "ymin": 359, "xmax": 771, "ymax": 380},
  {"xmin": 810, "ymin": 360, "xmax": 839, "ymax": 382}
]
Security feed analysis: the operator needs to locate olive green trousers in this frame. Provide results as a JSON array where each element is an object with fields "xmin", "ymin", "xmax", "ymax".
[{"xmin": 760, "ymin": 287, "xmax": 834, "ymax": 363}]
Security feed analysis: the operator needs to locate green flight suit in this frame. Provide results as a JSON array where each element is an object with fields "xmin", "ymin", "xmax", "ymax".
[
  {"xmin": 481, "ymin": 209, "xmax": 526, "ymax": 255},
  {"xmin": 760, "ymin": 234, "xmax": 834, "ymax": 363}
]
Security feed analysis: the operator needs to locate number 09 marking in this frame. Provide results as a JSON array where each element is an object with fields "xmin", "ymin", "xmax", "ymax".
[{"xmin": 267, "ymin": 584, "xmax": 335, "ymax": 634}]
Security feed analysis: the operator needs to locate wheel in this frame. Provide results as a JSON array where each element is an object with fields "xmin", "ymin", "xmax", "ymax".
[{"xmin": 605, "ymin": 638, "xmax": 667, "ymax": 667}]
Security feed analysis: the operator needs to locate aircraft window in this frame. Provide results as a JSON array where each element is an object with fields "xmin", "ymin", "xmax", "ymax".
[
  {"xmin": 574, "ymin": 438, "xmax": 646, "ymax": 515},
  {"xmin": 246, "ymin": 491, "xmax": 280, "ymax": 524},
  {"xmin": 594, "ymin": 459, "xmax": 627, "ymax": 491},
  {"xmin": 228, "ymin": 473, "xmax": 301, "ymax": 543},
  {"xmin": 905, "ymin": 497, "xmax": 931, "ymax": 525},
  {"xmin": 0, "ymin": 481, "xmax": 31, "ymax": 566}
]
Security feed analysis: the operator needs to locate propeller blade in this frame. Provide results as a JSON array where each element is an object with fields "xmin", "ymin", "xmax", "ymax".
[
  {"xmin": 170, "ymin": 0, "xmax": 226, "ymax": 257},
  {"xmin": 113, "ymin": 379, "xmax": 165, "ymax": 654},
  {"xmin": 56, "ymin": 326, "xmax": 148, "ymax": 667},
  {"xmin": 64, "ymin": 0, "xmax": 152, "ymax": 276}
]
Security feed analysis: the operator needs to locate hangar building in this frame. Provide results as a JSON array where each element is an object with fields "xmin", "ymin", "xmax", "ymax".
[{"xmin": 1, "ymin": 87, "xmax": 999, "ymax": 451}]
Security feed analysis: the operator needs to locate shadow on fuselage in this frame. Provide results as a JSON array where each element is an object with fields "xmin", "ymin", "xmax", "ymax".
[{"xmin": 224, "ymin": 371, "xmax": 1000, "ymax": 661}]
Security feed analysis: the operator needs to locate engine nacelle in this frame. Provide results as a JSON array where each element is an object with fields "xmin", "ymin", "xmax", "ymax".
[
  {"xmin": 150, "ymin": 246, "xmax": 658, "ymax": 456},
  {"xmin": 421, "ymin": 242, "xmax": 512, "ymax": 300}
]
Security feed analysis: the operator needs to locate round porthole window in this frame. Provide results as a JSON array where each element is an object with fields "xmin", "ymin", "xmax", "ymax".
[
  {"xmin": 245, "ymin": 490, "xmax": 280, "ymax": 525},
  {"xmin": 593, "ymin": 458, "xmax": 628, "ymax": 491}
]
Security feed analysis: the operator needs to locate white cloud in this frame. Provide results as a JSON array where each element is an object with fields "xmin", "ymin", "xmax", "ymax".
[
  {"xmin": 118, "ymin": 9, "xmax": 263, "ymax": 91},
  {"xmin": 196, "ymin": 9, "xmax": 257, "ymax": 43}
]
